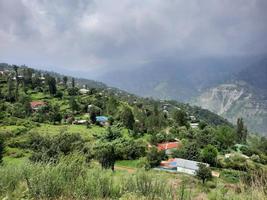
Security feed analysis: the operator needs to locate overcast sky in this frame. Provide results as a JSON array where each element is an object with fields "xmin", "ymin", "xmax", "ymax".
[{"xmin": 0, "ymin": 0, "xmax": 267, "ymax": 78}]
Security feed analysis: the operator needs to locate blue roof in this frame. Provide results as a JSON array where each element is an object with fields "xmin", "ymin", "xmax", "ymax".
[{"xmin": 96, "ymin": 116, "xmax": 108, "ymax": 122}]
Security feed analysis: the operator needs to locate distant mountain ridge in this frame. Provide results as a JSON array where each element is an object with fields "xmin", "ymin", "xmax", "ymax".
[
  {"xmin": 193, "ymin": 59, "xmax": 267, "ymax": 136},
  {"xmin": 98, "ymin": 56, "xmax": 267, "ymax": 135},
  {"xmin": 99, "ymin": 56, "xmax": 253, "ymax": 102}
]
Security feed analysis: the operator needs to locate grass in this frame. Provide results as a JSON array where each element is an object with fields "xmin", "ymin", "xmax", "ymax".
[
  {"xmin": 116, "ymin": 160, "xmax": 139, "ymax": 168},
  {"xmin": 28, "ymin": 124, "xmax": 105, "ymax": 139},
  {"xmin": 0, "ymin": 154, "xmax": 266, "ymax": 200},
  {"xmin": 0, "ymin": 125, "xmax": 26, "ymax": 133},
  {"xmin": 30, "ymin": 92, "xmax": 50, "ymax": 100},
  {"xmin": 3, "ymin": 156, "xmax": 29, "ymax": 166}
]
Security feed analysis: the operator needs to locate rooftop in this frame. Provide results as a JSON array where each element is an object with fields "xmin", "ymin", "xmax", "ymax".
[
  {"xmin": 157, "ymin": 142, "xmax": 181, "ymax": 151},
  {"xmin": 30, "ymin": 101, "xmax": 46, "ymax": 108},
  {"xmin": 96, "ymin": 116, "xmax": 108, "ymax": 122},
  {"xmin": 161, "ymin": 158, "xmax": 209, "ymax": 171}
]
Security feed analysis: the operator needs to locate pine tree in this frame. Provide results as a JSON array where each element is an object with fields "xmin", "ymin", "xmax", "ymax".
[
  {"xmin": 121, "ymin": 106, "xmax": 135, "ymax": 129},
  {"xmin": 47, "ymin": 76, "xmax": 57, "ymax": 95},
  {"xmin": 63, "ymin": 76, "xmax": 68, "ymax": 88},
  {"xmin": 236, "ymin": 118, "xmax": 247, "ymax": 143},
  {"xmin": 71, "ymin": 78, "xmax": 75, "ymax": 88},
  {"xmin": 13, "ymin": 65, "xmax": 19, "ymax": 101},
  {"xmin": 0, "ymin": 136, "xmax": 4, "ymax": 164},
  {"xmin": 7, "ymin": 76, "xmax": 15, "ymax": 101}
]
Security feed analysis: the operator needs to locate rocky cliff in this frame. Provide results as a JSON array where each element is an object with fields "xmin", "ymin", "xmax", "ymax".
[{"xmin": 193, "ymin": 82, "xmax": 267, "ymax": 136}]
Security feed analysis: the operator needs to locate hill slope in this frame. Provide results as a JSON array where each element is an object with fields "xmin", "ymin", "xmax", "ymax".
[
  {"xmin": 0, "ymin": 63, "xmax": 230, "ymax": 127},
  {"xmin": 193, "ymin": 60, "xmax": 267, "ymax": 136}
]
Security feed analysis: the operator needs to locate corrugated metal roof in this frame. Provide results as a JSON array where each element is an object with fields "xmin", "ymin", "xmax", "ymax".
[{"xmin": 174, "ymin": 158, "xmax": 207, "ymax": 170}]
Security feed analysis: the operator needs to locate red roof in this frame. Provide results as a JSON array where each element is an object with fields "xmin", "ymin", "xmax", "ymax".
[
  {"xmin": 157, "ymin": 142, "xmax": 181, "ymax": 151},
  {"xmin": 30, "ymin": 101, "xmax": 46, "ymax": 108}
]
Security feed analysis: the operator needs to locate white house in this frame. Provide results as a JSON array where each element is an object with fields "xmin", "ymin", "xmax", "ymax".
[
  {"xmin": 79, "ymin": 88, "xmax": 89, "ymax": 94},
  {"xmin": 160, "ymin": 158, "xmax": 209, "ymax": 175},
  {"xmin": 190, "ymin": 122, "xmax": 199, "ymax": 129}
]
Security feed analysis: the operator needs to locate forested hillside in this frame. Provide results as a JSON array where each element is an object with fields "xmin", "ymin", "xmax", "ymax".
[{"xmin": 0, "ymin": 64, "xmax": 266, "ymax": 199}]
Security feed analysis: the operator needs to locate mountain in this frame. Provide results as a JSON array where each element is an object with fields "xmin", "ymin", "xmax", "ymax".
[
  {"xmin": 98, "ymin": 56, "xmax": 267, "ymax": 135},
  {"xmin": 98, "ymin": 56, "xmax": 255, "ymax": 102},
  {"xmin": 193, "ymin": 59, "xmax": 267, "ymax": 136}
]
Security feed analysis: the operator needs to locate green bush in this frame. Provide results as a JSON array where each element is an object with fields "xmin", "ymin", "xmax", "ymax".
[{"xmin": 220, "ymin": 170, "xmax": 241, "ymax": 183}]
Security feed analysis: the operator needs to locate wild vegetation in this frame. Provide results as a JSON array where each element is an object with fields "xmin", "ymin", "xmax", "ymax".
[{"xmin": 0, "ymin": 63, "xmax": 266, "ymax": 199}]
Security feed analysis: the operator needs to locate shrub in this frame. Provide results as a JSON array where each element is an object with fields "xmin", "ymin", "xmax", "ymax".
[
  {"xmin": 200, "ymin": 144, "xmax": 218, "ymax": 166},
  {"xmin": 28, "ymin": 132, "xmax": 87, "ymax": 163},
  {"xmin": 196, "ymin": 163, "xmax": 212, "ymax": 184},
  {"xmin": 0, "ymin": 136, "xmax": 4, "ymax": 164},
  {"xmin": 146, "ymin": 146, "xmax": 166, "ymax": 168}
]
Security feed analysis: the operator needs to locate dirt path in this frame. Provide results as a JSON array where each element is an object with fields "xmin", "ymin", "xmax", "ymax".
[{"xmin": 114, "ymin": 166, "xmax": 136, "ymax": 173}]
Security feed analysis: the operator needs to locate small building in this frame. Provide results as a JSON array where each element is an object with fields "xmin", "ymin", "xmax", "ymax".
[
  {"xmin": 96, "ymin": 116, "xmax": 109, "ymax": 126},
  {"xmin": 189, "ymin": 115, "xmax": 197, "ymax": 122},
  {"xmin": 30, "ymin": 101, "xmax": 46, "ymax": 111},
  {"xmin": 160, "ymin": 158, "xmax": 209, "ymax": 175},
  {"xmin": 190, "ymin": 123, "xmax": 199, "ymax": 129},
  {"xmin": 157, "ymin": 142, "xmax": 181, "ymax": 155},
  {"xmin": 79, "ymin": 88, "xmax": 89, "ymax": 95},
  {"xmin": 73, "ymin": 119, "xmax": 88, "ymax": 125}
]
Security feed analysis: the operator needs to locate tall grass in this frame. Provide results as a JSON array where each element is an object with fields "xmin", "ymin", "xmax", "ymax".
[
  {"xmin": 0, "ymin": 155, "xmax": 174, "ymax": 199},
  {"xmin": 0, "ymin": 155, "xmax": 266, "ymax": 200}
]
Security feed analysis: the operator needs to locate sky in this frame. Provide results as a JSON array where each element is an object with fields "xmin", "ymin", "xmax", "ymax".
[{"xmin": 0, "ymin": 0, "xmax": 267, "ymax": 78}]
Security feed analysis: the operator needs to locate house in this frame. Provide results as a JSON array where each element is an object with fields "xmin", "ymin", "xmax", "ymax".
[
  {"xmin": 189, "ymin": 115, "xmax": 197, "ymax": 122},
  {"xmin": 96, "ymin": 116, "xmax": 109, "ymax": 126},
  {"xmin": 73, "ymin": 119, "xmax": 88, "ymax": 125},
  {"xmin": 190, "ymin": 122, "xmax": 199, "ymax": 129},
  {"xmin": 157, "ymin": 142, "xmax": 181, "ymax": 154},
  {"xmin": 79, "ymin": 88, "xmax": 89, "ymax": 95},
  {"xmin": 160, "ymin": 158, "xmax": 209, "ymax": 175},
  {"xmin": 30, "ymin": 101, "xmax": 46, "ymax": 111},
  {"xmin": 12, "ymin": 75, "xmax": 24, "ymax": 80}
]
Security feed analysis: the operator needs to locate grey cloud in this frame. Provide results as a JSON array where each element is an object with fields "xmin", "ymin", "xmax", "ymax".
[{"xmin": 0, "ymin": 0, "xmax": 267, "ymax": 77}]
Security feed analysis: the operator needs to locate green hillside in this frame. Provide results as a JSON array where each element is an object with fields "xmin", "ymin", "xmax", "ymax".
[{"xmin": 0, "ymin": 64, "xmax": 266, "ymax": 199}]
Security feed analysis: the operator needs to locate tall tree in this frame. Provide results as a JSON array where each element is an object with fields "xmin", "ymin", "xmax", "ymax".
[
  {"xmin": 13, "ymin": 65, "xmax": 19, "ymax": 101},
  {"xmin": 120, "ymin": 106, "xmax": 135, "ymax": 129},
  {"xmin": 196, "ymin": 163, "xmax": 212, "ymax": 184},
  {"xmin": 71, "ymin": 77, "xmax": 75, "ymax": 88},
  {"xmin": 94, "ymin": 128, "xmax": 122, "ymax": 171},
  {"xmin": 173, "ymin": 109, "xmax": 188, "ymax": 127},
  {"xmin": 63, "ymin": 76, "xmax": 68, "ymax": 88},
  {"xmin": 23, "ymin": 68, "xmax": 33, "ymax": 88},
  {"xmin": 200, "ymin": 145, "xmax": 218, "ymax": 166},
  {"xmin": 47, "ymin": 76, "xmax": 57, "ymax": 95},
  {"xmin": 69, "ymin": 97, "xmax": 79, "ymax": 113},
  {"xmin": 0, "ymin": 136, "xmax": 4, "ymax": 164},
  {"xmin": 19, "ymin": 95, "xmax": 32, "ymax": 116},
  {"xmin": 236, "ymin": 118, "xmax": 247, "ymax": 143},
  {"xmin": 94, "ymin": 142, "xmax": 117, "ymax": 171},
  {"xmin": 89, "ymin": 105, "xmax": 101, "ymax": 124},
  {"xmin": 146, "ymin": 146, "xmax": 166, "ymax": 168},
  {"xmin": 7, "ymin": 76, "xmax": 15, "ymax": 101}
]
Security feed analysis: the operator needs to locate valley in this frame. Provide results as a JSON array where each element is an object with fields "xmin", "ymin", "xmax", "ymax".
[{"xmin": 0, "ymin": 64, "xmax": 266, "ymax": 199}]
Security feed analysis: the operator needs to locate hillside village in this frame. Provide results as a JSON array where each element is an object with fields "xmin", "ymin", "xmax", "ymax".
[{"xmin": 0, "ymin": 64, "xmax": 267, "ymax": 199}]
